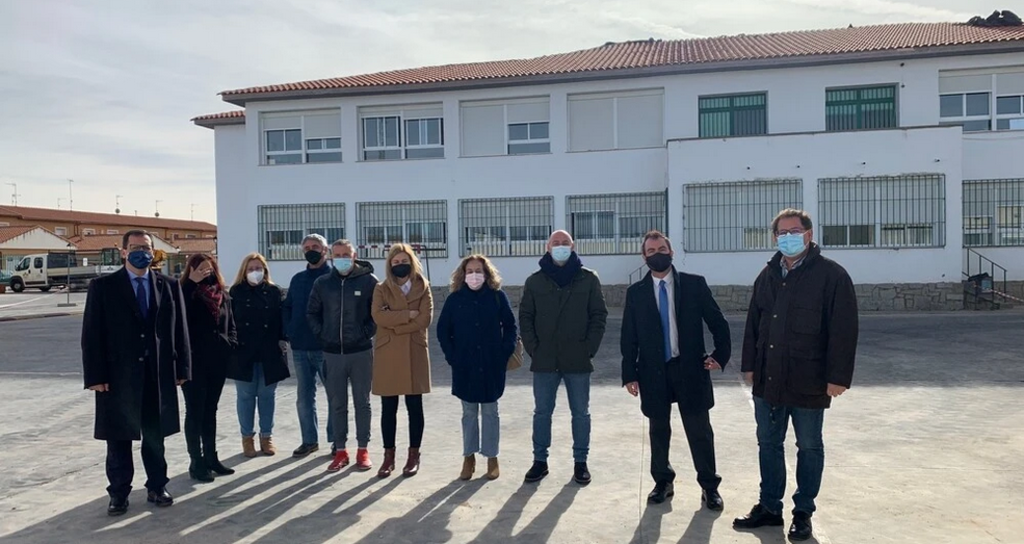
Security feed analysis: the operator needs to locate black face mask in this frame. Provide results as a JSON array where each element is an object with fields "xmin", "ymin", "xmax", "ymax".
[
  {"xmin": 202, "ymin": 275, "xmax": 219, "ymax": 286},
  {"xmin": 645, "ymin": 253, "xmax": 673, "ymax": 273},
  {"xmin": 304, "ymin": 250, "xmax": 323, "ymax": 265},
  {"xmin": 392, "ymin": 264, "xmax": 412, "ymax": 279}
]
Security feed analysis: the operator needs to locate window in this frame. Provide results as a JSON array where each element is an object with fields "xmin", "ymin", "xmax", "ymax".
[
  {"xmin": 568, "ymin": 90, "xmax": 663, "ymax": 152},
  {"xmin": 185, "ymin": 234, "xmax": 197, "ymax": 239},
  {"xmin": 83, "ymin": 228, "xmax": 96, "ymax": 235},
  {"xmin": 825, "ymin": 85, "xmax": 897, "ymax": 131},
  {"xmin": 818, "ymin": 175, "xmax": 945, "ymax": 249},
  {"xmin": 459, "ymin": 197, "xmax": 553, "ymax": 256},
  {"xmin": 261, "ymin": 110, "xmax": 342, "ymax": 165},
  {"xmin": 939, "ymin": 70, "xmax": 1024, "ymax": 132},
  {"xmin": 699, "ymin": 93, "xmax": 767, "ymax": 138},
  {"xmin": 995, "ymin": 95, "xmax": 1024, "ymax": 130},
  {"xmin": 257, "ymin": 203, "xmax": 346, "ymax": 261},
  {"xmin": 34, "ymin": 257, "xmax": 43, "ymax": 269},
  {"xmin": 566, "ymin": 192, "xmax": 667, "ymax": 255},
  {"xmin": 360, "ymin": 105, "xmax": 444, "ymax": 161},
  {"xmin": 683, "ymin": 180, "xmax": 802, "ymax": 252},
  {"xmin": 356, "ymin": 200, "xmax": 448, "ymax": 259},
  {"xmin": 461, "ymin": 98, "xmax": 551, "ymax": 157},
  {"xmin": 106, "ymin": 229, "xmax": 119, "ymax": 235},
  {"xmin": 508, "ymin": 122, "xmax": 550, "ymax": 155},
  {"xmin": 963, "ymin": 179, "xmax": 1024, "ymax": 247},
  {"xmin": 54, "ymin": 227, "xmax": 67, "ymax": 236},
  {"xmin": 939, "ymin": 93, "xmax": 991, "ymax": 132}
]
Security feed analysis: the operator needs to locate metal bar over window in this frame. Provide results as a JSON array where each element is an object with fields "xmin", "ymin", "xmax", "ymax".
[
  {"xmin": 818, "ymin": 175, "xmax": 946, "ymax": 249},
  {"xmin": 355, "ymin": 200, "xmax": 448, "ymax": 259},
  {"xmin": 566, "ymin": 191, "xmax": 667, "ymax": 255},
  {"xmin": 458, "ymin": 197, "xmax": 554, "ymax": 257},
  {"xmin": 825, "ymin": 85, "xmax": 898, "ymax": 131},
  {"xmin": 963, "ymin": 178, "xmax": 1024, "ymax": 247},
  {"xmin": 698, "ymin": 93, "xmax": 767, "ymax": 138},
  {"xmin": 683, "ymin": 180, "xmax": 802, "ymax": 252},
  {"xmin": 257, "ymin": 203, "xmax": 346, "ymax": 261}
]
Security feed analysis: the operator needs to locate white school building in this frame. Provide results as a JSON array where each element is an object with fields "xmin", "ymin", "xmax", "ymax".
[{"xmin": 194, "ymin": 21, "xmax": 1024, "ymax": 308}]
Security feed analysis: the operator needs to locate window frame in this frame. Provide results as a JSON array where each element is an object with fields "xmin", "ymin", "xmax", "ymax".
[
  {"xmin": 458, "ymin": 197, "xmax": 554, "ymax": 257},
  {"xmin": 261, "ymin": 111, "xmax": 343, "ymax": 165},
  {"xmin": 507, "ymin": 121, "xmax": 551, "ymax": 155},
  {"xmin": 939, "ymin": 92, "xmax": 993, "ymax": 132},
  {"xmin": 698, "ymin": 92, "xmax": 768, "ymax": 138},
  {"xmin": 566, "ymin": 192, "xmax": 668, "ymax": 255},
  {"xmin": 995, "ymin": 94, "xmax": 1024, "ymax": 131},
  {"xmin": 257, "ymin": 203, "xmax": 346, "ymax": 261},
  {"xmin": 825, "ymin": 84, "xmax": 899, "ymax": 132},
  {"xmin": 360, "ymin": 106, "xmax": 445, "ymax": 161},
  {"xmin": 567, "ymin": 89, "xmax": 665, "ymax": 152},
  {"xmin": 355, "ymin": 200, "xmax": 449, "ymax": 258},
  {"xmin": 682, "ymin": 180, "xmax": 803, "ymax": 253},
  {"xmin": 818, "ymin": 175, "xmax": 946, "ymax": 250}
]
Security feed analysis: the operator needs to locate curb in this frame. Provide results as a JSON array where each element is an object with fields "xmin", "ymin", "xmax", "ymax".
[{"xmin": 0, "ymin": 312, "xmax": 78, "ymax": 323}]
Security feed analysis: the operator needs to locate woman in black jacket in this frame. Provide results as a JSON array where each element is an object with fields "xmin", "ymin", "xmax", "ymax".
[
  {"xmin": 181, "ymin": 254, "xmax": 237, "ymax": 482},
  {"xmin": 228, "ymin": 253, "xmax": 289, "ymax": 458}
]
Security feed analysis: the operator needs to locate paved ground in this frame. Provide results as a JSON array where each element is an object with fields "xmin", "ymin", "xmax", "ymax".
[
  {"xmin": 0, "ymin": 290, "xmax": 86, "ymax": 321},
  {"xmin": 0, "ymin": 310, "xmax": 1022, "ymax": 543}
]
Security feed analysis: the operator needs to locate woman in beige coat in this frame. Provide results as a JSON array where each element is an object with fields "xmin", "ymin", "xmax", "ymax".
[{"xmin": 371, "ymin": 243, "xmax": 433, "ymax": 478}]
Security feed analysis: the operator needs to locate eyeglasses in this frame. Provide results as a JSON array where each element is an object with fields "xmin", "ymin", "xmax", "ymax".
[
  {"xmin": 776, "ymin": 229, "xmax": 806, "ymax": 236},
  {"xmin": 128, "ymin": 245, "xmax": 153, "ymax": 252}
]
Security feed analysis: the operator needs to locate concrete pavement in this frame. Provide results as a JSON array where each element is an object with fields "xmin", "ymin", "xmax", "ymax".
[{"xmin": 0, "ymin": 312, "xmax": 1022, "ymax": 543}]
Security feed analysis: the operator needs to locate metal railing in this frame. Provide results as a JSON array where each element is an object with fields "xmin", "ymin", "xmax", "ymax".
[{"xmin": 963, "ymin": 248, "xmax": 1009, "ymax": 309}]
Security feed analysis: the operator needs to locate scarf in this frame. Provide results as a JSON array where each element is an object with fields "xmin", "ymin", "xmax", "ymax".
[
  {"xmin": 539, "ymin": 252, "xmax": 582, "ymax": 288},
  {"xmin": 195, "ymin": 282, "xmax": 224, "ymax": 320}
]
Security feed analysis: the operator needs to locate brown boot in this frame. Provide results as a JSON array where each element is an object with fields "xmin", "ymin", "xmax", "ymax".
[
  {"xmin": 459, "ymin": 454, "xmax": 475, "ymax": 481},
  {"xmin": 377, "ymin": 448, "xmax": 396, "ymax": 479},
  {"xmin": 402, "ymin": 448, "xmax": 421, "ymax": 478},
  {"xmin": 260, "ymin": 435, "xmax": 276, "ymax": 456},
  {"xmin": 486, "ymin": 457, "xmax": 500, "ymax": 480},
  {"xmin": 242, "ymin": 436, "xmax": 257, "ymax": 458}
]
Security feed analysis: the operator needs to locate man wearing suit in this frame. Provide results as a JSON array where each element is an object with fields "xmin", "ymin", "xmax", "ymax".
[
  {"xmin": 621, "ymin": 230, "xmax": 731, "ymax": 509},
  {"xmin": 82, "ymin": 230, "xmax": 191, "ymax": 516}
]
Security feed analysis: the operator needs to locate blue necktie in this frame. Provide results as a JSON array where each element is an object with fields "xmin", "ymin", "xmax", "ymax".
[
  {"xmin": 659, "ymin": 280, "xmax": 671, "ymax": 361},
  {"xmin": 135, "ymin": 277, "xmax": 149, "ymax": 319}
]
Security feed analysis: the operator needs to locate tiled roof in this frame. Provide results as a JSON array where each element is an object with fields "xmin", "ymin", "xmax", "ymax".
[
  {"xmin": 0, "ymin": 226, "xmax": 39, "ymax": 244},
  {"xmin": 67, "ymin": 233, "xmax": 177, "ymax": 252},
  {"xmin": 191, "ymin": 110, "xmax": 246, "ymax": 127},
  {"xmin": 219, "ymin": 23, "xmax": 1024, "ymax": 101},
  {"xmin": 174, "ymin": 238, "xmax": 217, "ymax": 254},
  {"xmin": 0, "ymin": 206, "xmax": 217, "ymax": 232}
]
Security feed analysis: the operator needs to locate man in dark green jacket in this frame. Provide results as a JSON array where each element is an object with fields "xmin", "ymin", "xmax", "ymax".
[{"xmin": 519, "ymin": 230, "xmax": 608, "ymax": 486}]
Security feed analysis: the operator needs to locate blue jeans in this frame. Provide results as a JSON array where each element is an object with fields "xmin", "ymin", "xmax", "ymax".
[
  {"xmin": 293, "ymin": 349, "xmax": 334, "ymax": 446},
  {"xmin": 234, "ymin": 361, "xmax": 278, "ymax": 437},
  {"xmin": 532, "ymin": 371, "xmax": 591, "ymax": 463},
  {"xmin": 754, "ymin": 396, "xmax": 825, "ymax": 515},
  {"xmin": 462, "ymin": 401, "xmax": 500, "ymax": 458}
]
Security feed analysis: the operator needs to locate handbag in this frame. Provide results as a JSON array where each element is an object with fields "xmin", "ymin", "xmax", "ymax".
[{"xmin": 495, "ymin": 291, "xmax": 524, "ymax": 371}]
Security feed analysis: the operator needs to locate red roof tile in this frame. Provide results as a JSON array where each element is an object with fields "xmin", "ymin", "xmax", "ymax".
[
  {"xmin": 67, "ymin": 233, "xmax": 176, "ymax": 252},
  {"xmin": 0, "ymin": 226, "xmax": 40, "ymax": 244},
  {"xmin": 0, "ymin": 206, "xmax": 217, "ymax": 232},
  {"xmin": 191, "ymin": 110, "xmax": 246, "ymax": 127},
  {"xmin": 219, "ymin": 23, "xmax": 1024, "ymax": 100},
  {"xmin": 174, "ymin": 238, "xmax": 217, "ymax": 255}
]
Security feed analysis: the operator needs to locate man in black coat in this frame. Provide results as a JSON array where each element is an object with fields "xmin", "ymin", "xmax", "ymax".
[
  {"xmin": 621, "ymin": 230, "xmax": 731, "ymax": 509},
  {"xmin": 82, "ymin": 230, "xmax": 191, "ymax": 516},
  {"xmin": 733, "ymin": 209, "xmax": 858, "ymax": 542}
]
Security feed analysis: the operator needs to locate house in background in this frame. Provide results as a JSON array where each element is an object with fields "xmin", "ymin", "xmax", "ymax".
[
  {"xmin": 0, "ymin": 206, "xmax": 216, "ymax": 242},
  {"xmin": 0, "ymin": 226, "xmax": 74, "ymax": 273}
]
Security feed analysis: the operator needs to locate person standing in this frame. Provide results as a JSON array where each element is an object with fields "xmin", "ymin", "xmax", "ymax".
[
  {"xmin": 371, "ymin": 243, "xmax": 433, "ymax": 478},
  {"xmin": 180, "ymin": 254, "xmax": 238, "ymax": 482},
  {"xmin": 621, "ymin": 231, "xmax": 731, "ymax": 509},
  {"xmin": 307, "ymin": 240, "xmax": 378, "ymax": 473},
  {"xmin": 437, "ymin": 255, "xmax": 517, "ymax": 481},
  {"xmin": 82, "ymin": 230, "xmax": 191, "ymax": 516},
  {"xmin": 519, "ymin": 230, "xmax": 608, "ymax": 486},
  {"xmin": 733, "ymin": 209, "xmax": 858, "ymax": 542},
  {"xmin": 229, "ymin": 252, "xmax": 290, "ymax": 458},
  {"xmin": 283, "ymin": 234, "xmax": 335, "ymax": 457}
]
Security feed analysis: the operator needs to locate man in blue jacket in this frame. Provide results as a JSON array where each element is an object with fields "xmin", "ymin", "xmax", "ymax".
[{"xmin": 283, "ymin": 234, "xmax": 334, "ymax": 457}]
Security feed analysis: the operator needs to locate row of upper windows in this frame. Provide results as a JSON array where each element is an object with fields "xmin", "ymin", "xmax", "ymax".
[{"xmin": 258, "ymin": 70, "xmax": 1024, "ymax": 165}]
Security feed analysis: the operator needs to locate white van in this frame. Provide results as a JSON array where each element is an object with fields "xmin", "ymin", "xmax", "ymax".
[{"xmin": 9, "ymin": 252, "xmax": 119, "ymax": 293}]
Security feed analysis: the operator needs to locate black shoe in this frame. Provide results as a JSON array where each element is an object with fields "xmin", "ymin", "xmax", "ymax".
[
  {"xmin": 189, "ymin": 458, "xmax": 215, "ymax": 483},
  {"xmin": 647, "ymin": 482, "xmax": 674, "ymax": 504},
  {"xmin": 147, "ymin": 488, "xmax": 174, "ymax": 507},
  {"xmin": 107, "ymin": 496, "xmax": 129, "ymax": 516},
  {"xmin": 573, "ymin": 462, "xmax": 591, "ymax": 486},
  {"xmin": 733, "ymin": 504, "xmax": 784, "ymax": 529},
  {"xmin": 524, "ymin": 461, "xmax": 549, "ymax": 483},
  {"xmin": 702, "ymin": 488, "xmax": 724, "ymax": 511},
  {"xmin": 788, "ymin": 511, "xmax": 813, "ymax": 541},
  {"xmin": 293, "ymin": 443, "xmax": 319, "ymax": 458},
  {"xmin": 205, "ymin": 452, "xmax": 236, "ymax": 475}
]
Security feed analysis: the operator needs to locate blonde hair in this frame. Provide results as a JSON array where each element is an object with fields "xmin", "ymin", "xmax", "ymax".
[
  {"xmin": 232, "ymin": 252, "xmax": 273, "ymax": 287},
  {"xmin": 384, "ymin": 243, "xmax": 424, "ymax": 283},
  {"xmin": 449, "ymin": 254, "xmax": 502, "ymax": 293}
]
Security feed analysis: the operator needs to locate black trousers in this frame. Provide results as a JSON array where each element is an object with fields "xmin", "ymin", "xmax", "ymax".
[
  {"xmin": 182, "ymin": 364, "xmax": 227, "ymax": 459},
  {"xmin": 380, "ymin": 395, "xmax": 424, "ymax": 449},
  {"xmin": 106, "ymin": 359, "xmax": 167, "ymax": 499},
  {"xmin": 649, "ymin": 361, "xmax": 721, "ymax": 490}
]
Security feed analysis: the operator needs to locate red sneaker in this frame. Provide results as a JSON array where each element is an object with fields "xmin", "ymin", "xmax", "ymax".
[
  {"xmin": 327, "ymin": 450, "xmax": 349, "ymax": 473},
  {"xmin": 355, "ymin": 448, "xmax": 373, "ymax": 471}
]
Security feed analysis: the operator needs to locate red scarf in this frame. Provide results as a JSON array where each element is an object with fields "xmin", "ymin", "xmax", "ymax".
[{"xmin": 195, "ymin": 283, "xmax": 223, "ymax": 320}]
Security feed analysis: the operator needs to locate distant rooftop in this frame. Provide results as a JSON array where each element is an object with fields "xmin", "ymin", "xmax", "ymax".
[{"xmin": 0, "ymin": 205, "xmax": 216, "ymax": 231}]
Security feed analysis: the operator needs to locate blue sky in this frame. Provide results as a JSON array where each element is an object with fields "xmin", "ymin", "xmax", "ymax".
[{"xmin": 0, "ymin": 0, "xmax": 983, "ymax": 223}]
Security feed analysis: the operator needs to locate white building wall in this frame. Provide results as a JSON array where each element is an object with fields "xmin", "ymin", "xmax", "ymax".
[
  {"xmin": 213, "ymin": 125, "xmax": 253, "ymax": 277},
  {"xmin": 0, "ymin": 229, "xmax": 72, "ymax": 251}
]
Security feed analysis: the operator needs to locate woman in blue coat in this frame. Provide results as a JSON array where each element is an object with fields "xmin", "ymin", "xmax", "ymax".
[{"xmin": 437, "ymin": 254, "xmax": 517, "ymax": 481}]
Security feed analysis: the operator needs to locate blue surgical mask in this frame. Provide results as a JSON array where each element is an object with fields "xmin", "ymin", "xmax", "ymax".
[
  {"xmin": 551, "ymin": 246, "xmax": 572, "ymax": 263},
  {"xmin": 334, "ymin": 258, "xmax": 353, "ymax": 275},
  {"xmin": 127, "ymin": 250, "xmax": 153, "ymax": 269},
  {"xmin": 777, "ymin": 234, "xmax": 807, "ymax": 257}
]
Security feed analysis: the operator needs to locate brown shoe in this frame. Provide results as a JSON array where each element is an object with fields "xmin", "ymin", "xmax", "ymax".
[
  {"xmin": 459, "ymin": 454, "xmax": 475, "ymax": 481},
  {"xmin": 486, "ymin": 457, "xmax": 500, "ymax": 480},
  {"xmin": 402, "ymin": 448, "xmax": 420, "ymax": 478},
  {"xmin": 377, "ymin": 448, "xmax": 396, "ymax": 479},
  {"xmin": 242, "ymin": 436, "xmax": 257, "ymax": 458},
  {"xmin": 260, "ymin": 435, "xmax": 276, "ymax": 456}
]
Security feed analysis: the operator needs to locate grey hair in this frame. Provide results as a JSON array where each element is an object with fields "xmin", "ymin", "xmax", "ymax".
[{"xmin": 301, "ymin": 233, "xmax": 328, "ymax": 247}]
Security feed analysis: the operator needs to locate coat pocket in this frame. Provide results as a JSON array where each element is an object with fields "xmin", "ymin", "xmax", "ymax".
[{"xmin": 787, "ymin": 351, "xmax": 827, "ymax": 395}]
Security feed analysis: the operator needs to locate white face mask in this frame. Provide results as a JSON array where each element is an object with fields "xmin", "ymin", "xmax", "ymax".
[
  {"xmin": 246, "ymin": 270, "xmax": 264, "ymax": 285},
  {"xmin": 465, "ymin": 272, "xmax": 485, "ymax": 291}
]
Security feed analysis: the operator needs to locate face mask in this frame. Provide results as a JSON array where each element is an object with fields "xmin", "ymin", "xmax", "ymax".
[
  {"xmin": 550, "ymin": 246, "xmax": 572, "ymax": 263},
  {"xmin": 127, "ymin": 250, "xmax": 153, "ymax": 270},
  {"xmin": 465, "ymin": 272, "xmax": 485, "ymax": 290},
  {"xmin": 246, "ymin": 270, "xmax": 264, "ymax": 285},
  {"xmin": 334, "ymin": 258, "xmax": 353, "ymax": 275},
  {"xmin": 777, "ymin": 233, "xmax": 807, "ymax": 257},
  {"xmin": 202, "ymin": 274, "xmax": 219, "ymax": 286},
  {"xmin": 645, "ymin": 253, "xmax": 673, "ymax": 273},
  {"xmin": 392, "ymin": 264, "xmax": 412, "ymax": 279},
  {"xmin": 304, "ymin": 250, "xmax": 323, "ymax": 266}
]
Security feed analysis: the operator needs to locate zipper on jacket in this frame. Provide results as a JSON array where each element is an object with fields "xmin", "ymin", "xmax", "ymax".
[{"xmin": 339, "ymin": 276, "xmax": 346, "ymax": 350}]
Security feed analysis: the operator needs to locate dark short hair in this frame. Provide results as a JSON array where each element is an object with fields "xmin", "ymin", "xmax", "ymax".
[
  {"xmin": 122, "ymin": 230, "xmax": 151, "ymax": 249},
  {"xmin": 641, "ymin": 230, "xmax": 673, "ymax": 253},
  {"xmin": 332, "ymin": 239, "xmax": 354, "ymax": 250},
  {"xmin": 771, "ymin": 209, "xmax": 813, "ymax": 234}
]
